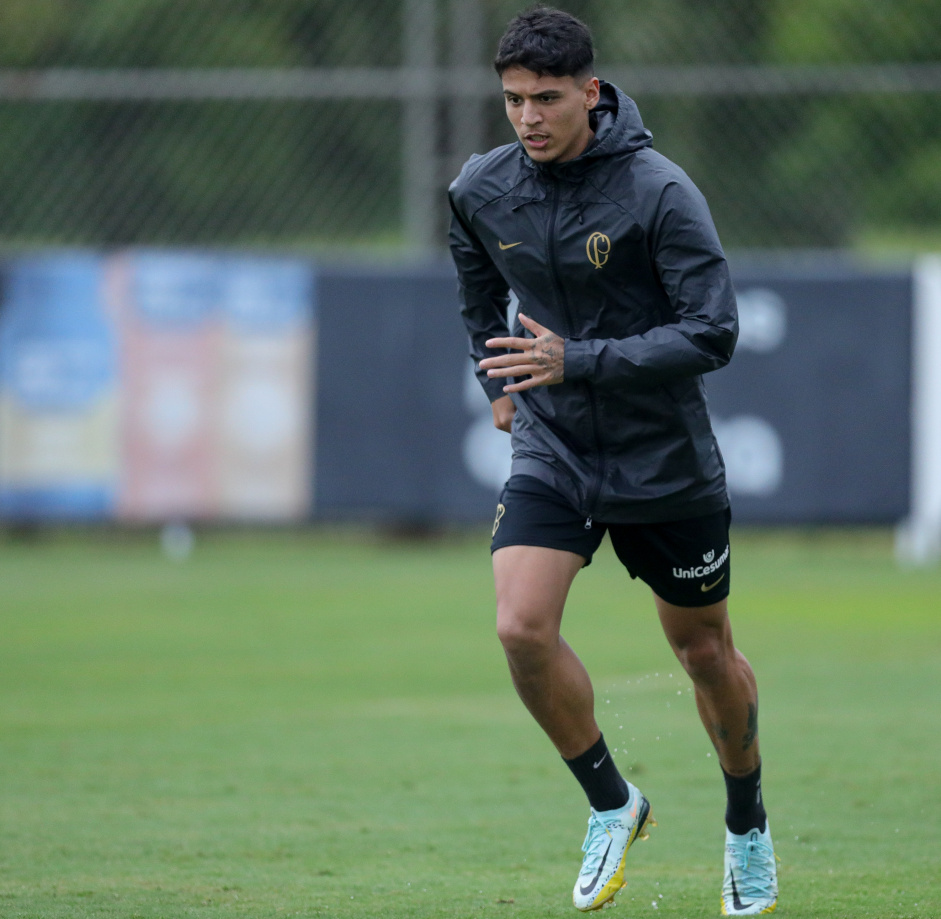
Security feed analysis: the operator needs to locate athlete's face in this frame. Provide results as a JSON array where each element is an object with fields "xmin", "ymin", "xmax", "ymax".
[{"xmin": 501, "ymin": 66, "xmax": 600, "ymax": 164}]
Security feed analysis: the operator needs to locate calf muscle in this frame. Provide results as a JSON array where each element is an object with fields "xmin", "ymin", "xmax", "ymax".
[
  {"xmin": 655, "ymin": 594, "xmax": 761, "ymax": 776},
  {"xmin": 493, "ymin": 545, "xmax": 599, "ymax": 759}
]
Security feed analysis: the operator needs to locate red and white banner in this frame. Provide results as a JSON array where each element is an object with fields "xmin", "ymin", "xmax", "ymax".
[{"xmin": 107, "ymin": 250, "xmax": 315, "ymax": 522}]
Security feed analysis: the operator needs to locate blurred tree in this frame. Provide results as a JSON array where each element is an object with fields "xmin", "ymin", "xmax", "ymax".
[
  {"xmin": 595, "ymin": 0, "xmax": 941, "ymax": 246},
  {"xmin": 0, "ymin": 0, "xmax": 405, "ymax": 245},
  {"xmin": 0, "ymin": 0, "xmax": 939, "ymax": 248},
  {"xmin": 768, "ymin": 0, "xmax": 941, "ymax": 239}
]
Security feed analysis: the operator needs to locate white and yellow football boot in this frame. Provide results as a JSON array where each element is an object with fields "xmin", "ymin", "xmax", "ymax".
[
  {"xmin": 572, "ymin": 782, "xmax": 654, "ymax": 912},
  {"xmin": 720, "ymin": 823, "xmax": 778, "ymax": 915}
]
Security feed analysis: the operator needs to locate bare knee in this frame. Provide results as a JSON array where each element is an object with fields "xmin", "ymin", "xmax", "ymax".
[
  {"xmin": 673, "ymin": 630, "xmax": 734, "ymax": 685},
  {"xmin": 491, "ymin": 544, "xmax": 582, "ymax": 672},
  {"xmin": 657, "ymin": 597, "xmax": 738, "ymax": 687},
  {"xmin": 496, "ymin": 603, "xmax": 558, "ymax": 669}
]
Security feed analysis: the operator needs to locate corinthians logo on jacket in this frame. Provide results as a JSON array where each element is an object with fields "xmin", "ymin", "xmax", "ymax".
[
  {"xmin": 586, "ymin": 232, "xmax": 611, "ymax": 269},
  {"xmin": 672, "ymin": 544, "xmax": 730, "ymax": 579}
]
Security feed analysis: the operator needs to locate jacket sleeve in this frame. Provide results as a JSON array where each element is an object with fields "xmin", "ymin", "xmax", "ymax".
[
  {"xmin": 564, "ymin": 176, "xmax": 738, "ymax": 388},
  {"xmin": 448, "ymin": 185, "xmax": 513, "ymax": 403}
]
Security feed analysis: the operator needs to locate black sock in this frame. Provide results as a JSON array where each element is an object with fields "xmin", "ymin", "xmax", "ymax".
[
  {"xmin": 723, "ymin": 762, "xmax": 767, "ymax": 834},
  {"xmin": 563, "ymin": 734, "xmax": 629, "ymax": 812}
]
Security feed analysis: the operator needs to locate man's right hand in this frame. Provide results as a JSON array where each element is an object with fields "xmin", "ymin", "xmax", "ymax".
[{"xmin": 491, "ymin": 394, "xmax": 516, "ymax": 433}]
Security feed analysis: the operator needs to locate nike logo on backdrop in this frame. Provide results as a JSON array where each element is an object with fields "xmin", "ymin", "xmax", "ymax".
[
  {"xmin": 701, "ymin": 573, "xmax": 726, "ymax": 593},
  {"xmin": 579, "ymin": 839, "xmax": 613, "ymax": 896},
  {"xmin": 498, "ymin": 240, "xmax": 522, "ymax": 250}
]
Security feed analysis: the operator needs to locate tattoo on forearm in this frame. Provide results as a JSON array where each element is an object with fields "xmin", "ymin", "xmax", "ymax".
[{"xmin": 742, "ymin": 702, "xmax": 758, "ymax": 751}]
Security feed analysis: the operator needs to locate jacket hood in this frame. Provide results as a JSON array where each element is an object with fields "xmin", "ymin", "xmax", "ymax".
[{"xmin": 586, "ymin": 81, "xmax": 653, "ymax": 159}]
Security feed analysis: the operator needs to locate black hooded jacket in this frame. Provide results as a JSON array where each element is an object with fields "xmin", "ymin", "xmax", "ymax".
[{"xmin": 448, "ymin": 81, "xmax": 736, "ymax": 523}]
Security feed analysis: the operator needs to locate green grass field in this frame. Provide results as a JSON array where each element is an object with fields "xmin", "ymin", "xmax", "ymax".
[{"xmin": 0, "ymin": 526, "xmax": 938, "ymax": 919}]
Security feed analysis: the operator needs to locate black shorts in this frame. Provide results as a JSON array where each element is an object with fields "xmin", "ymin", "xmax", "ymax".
[{"xmin": 490, "ymin": 475, "xmax": 731, "ymax": 608}]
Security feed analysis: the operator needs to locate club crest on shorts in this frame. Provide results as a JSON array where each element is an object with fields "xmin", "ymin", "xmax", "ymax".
[{"xmin": 492, "ymin": 503, "xmax": 506, "ymax": 537}]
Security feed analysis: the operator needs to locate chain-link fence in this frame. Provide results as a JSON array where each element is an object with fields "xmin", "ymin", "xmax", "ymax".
[{"xmin": 1, "ymin": 1, "xmax": 940, "ymax": 253}]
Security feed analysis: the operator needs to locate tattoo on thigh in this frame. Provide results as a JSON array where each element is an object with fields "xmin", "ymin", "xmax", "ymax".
[{"xmin": 742, "ymin": 702, "xmax": 758, "ymax": 751}]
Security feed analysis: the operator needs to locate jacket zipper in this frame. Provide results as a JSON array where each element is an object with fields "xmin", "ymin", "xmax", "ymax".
[{"xmin": 545, "ymin": 175, "xmax": 606, "ymax": 524}]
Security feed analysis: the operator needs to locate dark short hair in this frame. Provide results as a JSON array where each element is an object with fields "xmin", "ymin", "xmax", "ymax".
[{"xmin": 494, "ymin": 6, "xmax": 594, "ymax": 80}]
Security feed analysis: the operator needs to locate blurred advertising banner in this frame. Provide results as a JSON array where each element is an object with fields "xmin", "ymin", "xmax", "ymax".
[
  {"xmin": 110, "ymin": 252, "xmax": 220, "ymax": 520},
  {"xmin": 215, "ymin": 258, "xmax": 315, "ymax": 520},
  {"xmin": 0, "ymin": 250, "xmax": 315, "ymax": 523},
  {"xmin": 109, "ymin": 251, "xmax": 315, "ymax": 522},
  {"xmin": 0, "ymin": 253, "xmax": 917, "ymax": 527},
  {"xmin": 0, "ymin": 255, "xmax": 119, "ymax": 520}
]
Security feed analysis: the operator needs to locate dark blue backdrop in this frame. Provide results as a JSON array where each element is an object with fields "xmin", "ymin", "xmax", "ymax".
[{"xmin": 314, "ymin": 259, "xmax": 911, "ymax": 525}]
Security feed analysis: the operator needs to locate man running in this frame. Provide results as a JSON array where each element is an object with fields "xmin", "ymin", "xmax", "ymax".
[{"xmin": 448, "ymin": 6, "xmax": 778, "ymax": 915}]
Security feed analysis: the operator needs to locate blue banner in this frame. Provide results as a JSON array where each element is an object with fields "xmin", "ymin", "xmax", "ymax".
[{"xmin": 0, "ymin": 254, "xmax": 118, "ymax": 520}]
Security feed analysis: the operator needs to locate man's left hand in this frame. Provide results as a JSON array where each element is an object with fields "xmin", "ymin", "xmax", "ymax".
[{"xmin": 480, "ymin": 313, "xmax": 564, "ymax": 393}]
